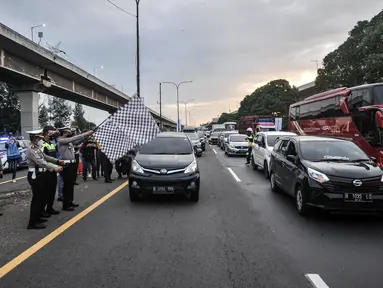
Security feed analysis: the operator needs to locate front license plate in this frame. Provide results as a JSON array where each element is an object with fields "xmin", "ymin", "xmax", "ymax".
[
  {"xmin": 153, "ymin": 186, "xmax": 174, "ymax": 194},
  {"xmin": 344, "ymin": 193, "xmax": 373, "ymax": 202}
]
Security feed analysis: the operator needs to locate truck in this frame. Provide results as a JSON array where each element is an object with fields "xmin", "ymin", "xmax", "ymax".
[
  {"xmin": 238, "ymin": 116, "xmax": 277, "ymax": 134},
  {"xmin": 211, "ymin": 124, "xmax": 226, "ymax": 133}
]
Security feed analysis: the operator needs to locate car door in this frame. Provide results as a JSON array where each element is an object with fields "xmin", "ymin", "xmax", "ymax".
[
  {"xmin": 272, "ymin": 139, "xmax": 290, "ymax": 186},
  {"xmin": 256, "ymin": 134, "xmax": 268, "ymax": 167},
  {"xmin": 252, "ymin": 134, "xmax": 261, "ymax": 164},
  {"xmin": 279, "ymin": 140, "xmax": 299, "ymax": 196}
]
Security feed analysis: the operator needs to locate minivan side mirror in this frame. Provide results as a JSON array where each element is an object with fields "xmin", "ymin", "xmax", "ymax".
[{"xmin": 286, "ymin": 154, "xmax": 297, "ymax": 163}]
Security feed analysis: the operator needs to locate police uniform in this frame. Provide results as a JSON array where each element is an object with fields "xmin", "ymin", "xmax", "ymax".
[
  {"xmin": 246, "ymin": 132, "xmax": 255, "ymax": 165},
  {"xmin": 57, "ymin": 127, "xmax": 90, "ymax": 210},
  {"xmin": 41, "ymin": 126, "xmax": 60, "ymax": 215},
  {"xmin": 26, "ymin": 129, "xmax": 61, "ymax": 229}
]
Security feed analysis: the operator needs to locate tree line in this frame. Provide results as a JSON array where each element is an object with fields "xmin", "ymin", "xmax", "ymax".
[
  {"xmin": 0, "ymin": 82, "xmax": 96, "ymax": 134},
  {"xmin": 215, "ymin": 8, "xmax": 383, "ymax": 128}
]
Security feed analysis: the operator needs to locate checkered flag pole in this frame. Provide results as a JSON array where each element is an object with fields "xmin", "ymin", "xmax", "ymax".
[{"xmin": 94, "ymin": 94, "xmax": 160, "ymax": 162}]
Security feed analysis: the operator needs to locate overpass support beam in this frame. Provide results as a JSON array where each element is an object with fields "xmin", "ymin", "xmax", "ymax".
[{"xmin": 18, "ymin": 91, "xmax": 40, "ymax": 139}]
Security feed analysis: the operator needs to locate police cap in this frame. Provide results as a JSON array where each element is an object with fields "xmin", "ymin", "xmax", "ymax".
[
  {"xmin": 26, "ymin": 129, "xmax": 44, "ymax": 138},
  {"xmin": 43, "ymin": 125, "xmax": 56, "ymax": 133}
]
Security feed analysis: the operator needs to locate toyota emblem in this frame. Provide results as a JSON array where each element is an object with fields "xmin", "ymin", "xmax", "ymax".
[
  {"xmin": 160, "ymin": 169, "xmax": 167, "ymax": 174},
  {"xmin": 353, "ymin": 179, "xmax": 362, "ymax": 187}
]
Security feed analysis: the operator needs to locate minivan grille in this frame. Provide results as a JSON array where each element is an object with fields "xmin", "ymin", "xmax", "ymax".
[{"xmin": 322, "ymin": 175, "xmax": 383, "ymax": 193}]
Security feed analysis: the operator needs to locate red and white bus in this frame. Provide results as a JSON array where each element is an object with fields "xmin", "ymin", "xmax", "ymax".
[{"xmin": 289, "ymin": 83, "xmax": 383, "ymax": 164}]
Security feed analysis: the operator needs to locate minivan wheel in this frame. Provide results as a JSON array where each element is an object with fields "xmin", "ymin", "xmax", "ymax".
[
  {"xmin": 251, "ymin": 155, "xmax": 258, "ymax": 170},
  {"xmin": 263, "ymin": 161, "xmax": 269, "ymax": 179},
  {"xmin": 295, "ymin": 185, "xmax": 310, "ymax": 217},
  {"xmin": 129, "ymin": 190, "xmax": 139, "ymax": 202},
  {"xmin": 190, "ymin": 188, "xmax": 200, "ymax": 202},
  {"xmin": 270, "ymin": 172, "xmax": 278, "ymax": 192}
]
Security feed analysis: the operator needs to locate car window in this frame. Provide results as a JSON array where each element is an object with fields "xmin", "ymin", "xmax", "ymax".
[
  {"xmin": 299, "ymin": 140, "xmax": 369, "ymax": 162},
  {"xmin": 0, "ymin": 143, "xmax": 6, "ymax": 151},
  {"xmin": 230, "ymin": 135, "xmax": 246, "ymax": 142},
  {"xmin": 273, "ymin": 139, "xmax": 282, "ymax": 151},
  {"xmin": 277, "ymin": 139, "xmax": 289, "ymax": 154},
  {"xmin": 285, "ymin": 141, "xmax": 297, "ymax": 156},
  {"xmin": 257, "ymin": 135, "xmax": 265, "ymax": 144},
  {"xmin": 139, "ymin": 137, "xmax": 193, "ymax": 155},
  {"xmin": 267, "ymin": 135, "xmax": 288, "ymax": 147}
]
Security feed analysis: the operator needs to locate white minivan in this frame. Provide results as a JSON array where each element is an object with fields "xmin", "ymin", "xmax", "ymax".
[{"xmin": 251, "ymin": 131, "xmax": 296, "ymax": 178}]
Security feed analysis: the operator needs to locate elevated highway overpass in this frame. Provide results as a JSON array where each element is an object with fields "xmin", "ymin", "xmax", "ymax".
[{"xmin": 0, "ymin": 23, "xmax": 176, "ymax": 137}]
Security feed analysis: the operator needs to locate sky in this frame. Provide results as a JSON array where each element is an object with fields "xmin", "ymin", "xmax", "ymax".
[{"xmin": 1, "ymin": 0, "xmax": 382, "ymax": 126}]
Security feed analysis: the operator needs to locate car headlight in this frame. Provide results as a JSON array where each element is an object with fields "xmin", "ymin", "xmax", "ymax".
[
  {"xmin": 380, "ymin": 175, "xmax": 383, "ymax": 182},
  {"xmin": 184, "ymin": 160, "xmax": 197, "ymax": 174},
  {"xmin": 196, "ymin": 142, "xmax": 201, "ymax": 147},
  {"xmin": 307, "ymin": 167, "xmax": 329, "ymax": 183},
  {"xmin": 131, "ymin": 160, "xmax": 144, "ymax": 174}
]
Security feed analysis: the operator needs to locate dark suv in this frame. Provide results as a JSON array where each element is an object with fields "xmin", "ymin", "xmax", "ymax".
[{"xmin": 269, "ymin": 135, "xmax": 383, "ymax": 216}]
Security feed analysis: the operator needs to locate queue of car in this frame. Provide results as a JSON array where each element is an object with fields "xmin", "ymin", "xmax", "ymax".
[{"xmin": 208, "ymin": 129, "xmax": 383, "ymax": 217}]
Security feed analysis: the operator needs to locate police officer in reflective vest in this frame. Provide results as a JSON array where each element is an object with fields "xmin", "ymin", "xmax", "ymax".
[
  {"xmin": 41, "ymin": 126, "xmax": 61, "ymax": 216},
  {"xmin": 26, "ymin": 129, "xmax": 63, "ymax": 229},
  {"xmin": 246, "ymin": 127, "xmax": 255, "ymax": 165}
]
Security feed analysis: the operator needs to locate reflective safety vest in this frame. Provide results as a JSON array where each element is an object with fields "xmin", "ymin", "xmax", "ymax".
[
  {"xmin": 247, "ymin": 134, "xmax": 255, "ymax": 147},
  {"xmin": 41, "ymin": 141, "xmax": 58, "ymax": 168}
]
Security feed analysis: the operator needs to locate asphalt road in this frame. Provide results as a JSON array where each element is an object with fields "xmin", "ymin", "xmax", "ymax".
[
  {"xmin": 0, "ymin": 168, "xmax": 28, "ymax": 194},
  {"xmin": 0, "ymin": 144, "xmax": 382, "ymax": 287}
]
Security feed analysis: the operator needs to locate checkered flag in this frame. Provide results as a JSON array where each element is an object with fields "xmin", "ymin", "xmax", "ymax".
[{"xmin": 94, "ymin": 94, "xmax": 160, "ymax": 162}]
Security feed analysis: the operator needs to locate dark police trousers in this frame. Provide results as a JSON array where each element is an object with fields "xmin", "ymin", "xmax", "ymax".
[
  {"xmin": 42, "ymin": 170, "xmax": 57, "ymax": 212},
  {"xmin": 74, "ymin": 153, "xmax": 80, "ymax": 182},
  {"xmin": 61, "ymin": 163, "xmax": 76, "ymax": 208},
  {"xmin": 246, "ymin": 147, "xmax": 252, "ymax": 164},
  {"xmin": 27, "ymin": 171, "xmax": 44, "ymax": 225},
  {"xmin": 101, "ymin": 152, "xmax": 113, "ymax": 180}
]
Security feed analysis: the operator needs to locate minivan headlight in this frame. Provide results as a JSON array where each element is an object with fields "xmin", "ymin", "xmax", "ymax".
[
  {"xmin": 132, "ymin": 160, "xmax": 144, "ymax": 174},
  {"xmin": 184, "ymin": 160, "xmax": 197, "ymax": 174},
  {"xmin": 307, "ymin": 167, "xmax": 329, "ymax": 183}
]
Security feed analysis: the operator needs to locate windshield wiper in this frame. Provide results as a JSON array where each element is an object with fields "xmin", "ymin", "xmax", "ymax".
[
  {"xmin": 312, "ymin": 159, "xmax": 350, "ymax": 162},
  {"xmin": 352, "ymin": 158, "xmax": 371, "ymax": 162}
]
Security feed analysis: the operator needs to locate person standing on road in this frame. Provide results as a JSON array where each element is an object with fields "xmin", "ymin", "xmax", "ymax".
[
  {"xmin": 40, "ymin": 126, "xmax": 61, "ymax": 216},
  {"xmin": 81, "ymin": 134, "xmax": 97, "ymax": 181},
  {"xmin": 101, "ymin": 151, "xmax": 114, "ymax": 183},
  {"xmin": 26, "ymin": 129, "xmax": 63, "ymax": 229},
  {"xmin": 245, "ymin": 127, "xmax": 255, "ymax": 165},
  {"xmin": 95, "ymin": 140, "xmax": 103, "ymax": 178},
  {"xmin": 5, "ymin": 135, "xmax": 20, "ymax": 182},
  {"xmin": 57, "ymin": 128, "xmax": 93, "ymax": 211}
]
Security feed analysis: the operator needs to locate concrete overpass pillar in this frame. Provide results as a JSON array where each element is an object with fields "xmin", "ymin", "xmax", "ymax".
[{"xmin": 18, "ymin": 91, "xmax": 40, "ymax": 139}]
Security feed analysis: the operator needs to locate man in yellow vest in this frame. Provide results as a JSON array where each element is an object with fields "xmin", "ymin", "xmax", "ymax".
[
  {"xmin": 40, "ymin": 126, "xmax": 61, "ymax": 216},
  {"xmin": 246, "ymin": 127, "xmax": 255, "ymax": 165}
]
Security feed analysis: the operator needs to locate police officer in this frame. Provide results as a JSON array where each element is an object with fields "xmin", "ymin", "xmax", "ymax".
[
  {"xmin": 26, "ymin": 129, "xmax": 63, "ymax": 229},
  {"xmin": 245, "ymin": 127, "xmax": 255, "ymax": 165},
  {"xmin": 41, "ymin": 126, "xmax": 61, "ymax": 216},
  {"xmin": 57, "ymin": 127, "xmax": 93, "ymax": 211}
]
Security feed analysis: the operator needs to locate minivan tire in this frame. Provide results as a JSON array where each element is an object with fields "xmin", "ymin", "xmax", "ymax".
[
  {"xmin": 129, "ymin": 190, "xmax": 139, "ymax": 202},
  {"xmin": 251, "ymin": 155, "xmax": 258, "ymax": 170},
  {"xmin": 263, "ymin": 161, "xmax": 269, "ymax": 179},
  {"xmin": 295, "ymin": 184, "xmax": 310, "ymax": 217}
]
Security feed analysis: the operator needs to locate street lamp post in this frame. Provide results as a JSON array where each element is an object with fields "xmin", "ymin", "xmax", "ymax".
[
  {"xmin": 31, "ymin": 24, "xmax": 45, "ymax": 42},
  {"xmin": 162, "ymin": 81, "xmax": 192, "ymax": 132},
  {"xmin": 180, "ymin": 99, "xmax": 194, "ymax": 126},
  {"xmin": 93, "ymin": 65, "xmax": 103, "ymax": 76},
  {"xmin": 310, "ymin": 60, "xmax": 319, "ymax": 75},
  {"xmin": 105, "ymin": 0, "xmax": 140, "ymax": 97}
]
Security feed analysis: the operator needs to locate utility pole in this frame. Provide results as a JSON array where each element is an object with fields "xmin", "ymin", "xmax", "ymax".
[
  {"xmin": 159, "ymin": 82, "xmax": 162, "ymax": 130},
  {"xmin": 136, "ymin": 0, "xmax": 141, "ymax": 98}
]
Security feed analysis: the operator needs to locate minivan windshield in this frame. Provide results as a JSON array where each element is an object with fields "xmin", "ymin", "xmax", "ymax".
[
  {"xmin": 300, "ymin": 140, "xmax": 370, "ymax": 162},
  {"xmin": 139, "ymin": 137, "xmax": 193, "ymax": 155},
  {"xmin": 229, "ymin": 135, "xmax": 246, "ymax": 142}
]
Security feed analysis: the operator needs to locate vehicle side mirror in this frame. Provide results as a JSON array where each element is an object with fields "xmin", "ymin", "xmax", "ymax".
[{"xmin": 286, "ymin": 155, "xmax": 297, "ymax": 163}]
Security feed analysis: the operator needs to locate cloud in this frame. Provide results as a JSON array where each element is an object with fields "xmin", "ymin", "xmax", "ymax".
[{"xmin": 1, "ymin": 0, "xmax": 382, "ymax": 125}]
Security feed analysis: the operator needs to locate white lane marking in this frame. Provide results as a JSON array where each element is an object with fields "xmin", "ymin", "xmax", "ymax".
[
  {"xmin": 305, "ymin": 274, "xmax": 330, "ymax": 288},
  {"xmin": 227, "ymin": 168, "xmax": 241, "ymax": 182},
  {"xmin": 212, "ymin": 148, "xmax": 217, "ymax": 154}
]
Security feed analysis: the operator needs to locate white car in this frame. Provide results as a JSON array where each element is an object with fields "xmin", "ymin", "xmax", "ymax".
[
  {"xmin": 251, "ymin": 131, "xmax": 296, "ymax": 178},
  {"xmin": 0, "ymin": 140, "xmax": 30, "ymax": 171}
]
